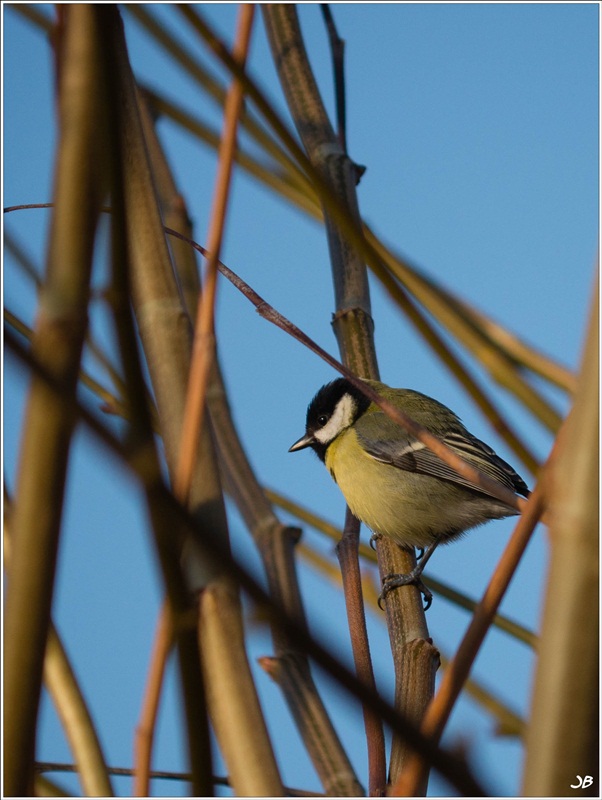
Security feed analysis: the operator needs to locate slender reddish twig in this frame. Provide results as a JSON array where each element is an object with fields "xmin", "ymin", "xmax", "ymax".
[
  {"xmin": 337, "ymin": 509, "xmax": 386, "ymax": 795},
  {"xmin": 173, "ymin": 4, "xmax": 255, "ymax": 504},
  {"xmin": 133, "ymin": 602, "xmax": 174, "ymax": 797}
]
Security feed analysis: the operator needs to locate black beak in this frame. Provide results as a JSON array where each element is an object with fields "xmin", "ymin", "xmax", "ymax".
[{"xmin": 288, "ymin": 433, "xmax": 315, "ymax": 452}]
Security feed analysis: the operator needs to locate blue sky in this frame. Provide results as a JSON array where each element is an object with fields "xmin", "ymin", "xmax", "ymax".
[{"xmin": 3, "ymin": 3, "xmax": 599, "ymax": 797}]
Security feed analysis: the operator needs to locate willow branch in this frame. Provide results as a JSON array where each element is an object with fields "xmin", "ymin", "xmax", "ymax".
[
  {"xmin": 4, "ymin": 8, "xmax": 107, "ymax": 792},
  {"xmin": 292, "ymin": 538, "xmax": 527, "ymax": 739}
]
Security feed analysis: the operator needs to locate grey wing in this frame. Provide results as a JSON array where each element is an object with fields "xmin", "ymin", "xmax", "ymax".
[{"xmin": 357, "ymin": 414, "xmax": 529, "ymax": 499}]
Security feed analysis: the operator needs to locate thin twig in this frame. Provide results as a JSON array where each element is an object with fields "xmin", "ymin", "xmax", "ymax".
[
  {"xmin": 133, "ymin": 603, "xmax": 173, "ymax": 797},
  {"xmin": 174, "ymin": 4, "xmax": 255, "ymax": 505},
  {"xmin": 35, "ymin": 761, "xmax": 323, "ymax": 796},
  {"xmin": 336, "ymin": 509, "xmax": 386, "ymax": 795},
  {"xmin": 320, "ymin": 4, "xmax": 347, "ymax": 153}
]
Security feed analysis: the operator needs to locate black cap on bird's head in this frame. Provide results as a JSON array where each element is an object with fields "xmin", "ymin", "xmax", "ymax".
[{"xmin": 289, "ymin": 378, "xmax": 371, "ymax": 461}]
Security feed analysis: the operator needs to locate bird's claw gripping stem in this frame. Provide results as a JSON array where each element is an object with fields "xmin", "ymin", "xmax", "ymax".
[{"xmin": 379, "ymin": 569, "xmax": 433, "ymax": 611}]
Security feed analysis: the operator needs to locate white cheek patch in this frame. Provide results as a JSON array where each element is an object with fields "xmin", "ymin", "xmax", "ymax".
[{"xmin": 314, "ymin": 393, "xmax": 356, "ymax": 444}]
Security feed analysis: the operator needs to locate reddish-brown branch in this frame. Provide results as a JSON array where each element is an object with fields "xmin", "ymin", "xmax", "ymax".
[
  {"xmin": 337, "ymin": 509, "xmax": 386, "ymax": 795},
  {"xmin": 133, "ymin": 603, "xmax": 174, "ymax": 797},
  {"xmin": 174, "ymin": 4, "xmax": 255, "ymax": 505}
]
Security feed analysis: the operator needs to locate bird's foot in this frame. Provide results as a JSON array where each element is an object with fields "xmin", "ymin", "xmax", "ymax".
[
  {"xmin": 379, "ymin": 568, "xmax": 433, "ymax": 611},
  {"xmin": 415, "ymin": 547, "xmax": 425, "ymax": 561}
]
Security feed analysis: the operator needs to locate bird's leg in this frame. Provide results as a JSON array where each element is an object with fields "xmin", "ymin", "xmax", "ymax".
[{"xmin": 380, "ymin": 538, "xmax": 441, "ymax": 610}]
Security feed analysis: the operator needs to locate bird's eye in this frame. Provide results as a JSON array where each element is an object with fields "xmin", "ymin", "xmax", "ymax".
[{"xmin": 317, "ymin": 414, "xmax": 329, "ymax": 427}]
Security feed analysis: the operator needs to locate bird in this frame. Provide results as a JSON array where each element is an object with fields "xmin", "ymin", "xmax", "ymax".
[{"xmin": 289, "ymin": 377, "xmax": 530, "ymax": 608}]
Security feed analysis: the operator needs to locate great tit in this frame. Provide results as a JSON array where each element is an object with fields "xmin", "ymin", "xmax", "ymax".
[{"xmin": 289, "ymin": 378, "xmax": 530, "ymax": 607}]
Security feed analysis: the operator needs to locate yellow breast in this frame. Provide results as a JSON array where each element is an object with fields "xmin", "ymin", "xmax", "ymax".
[{"xmin": 324, "ymin": 427, "xmax": 468, "ymax": 549}]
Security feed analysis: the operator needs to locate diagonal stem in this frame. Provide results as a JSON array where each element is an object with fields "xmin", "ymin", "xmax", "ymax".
[
  {"xmin": 174, "ymin": 3, "xmax": 255, "ymax": 505},
  {"xmin": 166, "ymin": 225, "xmax": 530, "ymax": 515}
]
